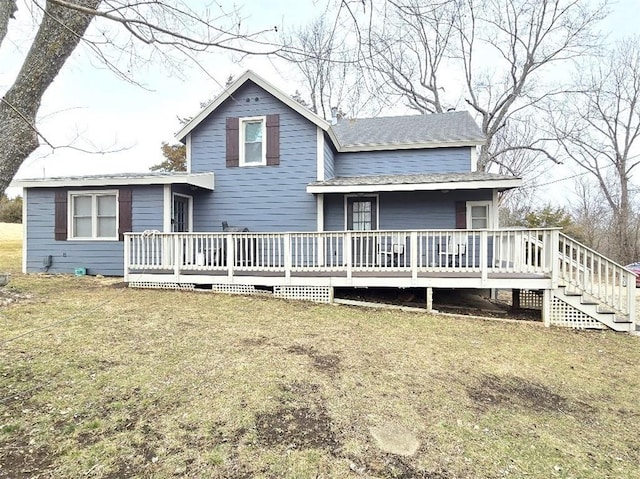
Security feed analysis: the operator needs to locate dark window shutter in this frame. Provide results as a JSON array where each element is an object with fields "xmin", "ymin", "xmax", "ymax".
[
  {"xmin": 54, "ymin": 190, "xmax": 67, "ymax": 241},
  {"xmin": 118, "ymin": 188, "xmax": 132, "ymax": 241},
  {"xmin": 226, "ymin": 117, "xmax": 239, "ymax": 167},
  {"xmin": 455, "ymin": 201, "xmax": 467, "ymax": 229},
  {"xmin": 266, "ymin": 114, "xmax": 280, "ymax": 166}
]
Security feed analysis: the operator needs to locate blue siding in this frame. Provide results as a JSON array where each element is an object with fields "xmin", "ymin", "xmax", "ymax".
[
  {"xmin": 25, "ymin": 186, "xmax": 165, "ymax": 276},
  {"xmin": 190, "ymin": 81, "xmax": 318, "ymax": 232},
  {"xmin": 334, "ymin": 147, "xmax": 472, "ymax": 177},
  {"xmin": 323, "ymin": 137, "xmax": 335, "ymax": 179},
  {"xmin": 324, "ymin": 190, "xmax": 492, "ymax": 231}
]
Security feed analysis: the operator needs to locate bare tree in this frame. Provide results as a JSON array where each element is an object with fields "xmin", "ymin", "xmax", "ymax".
[
  {"xmin": 0, "ymin": 0, "xmax": 280, "ymax": 196},
  {"xmin": 279, "ymin": 14, "xmax": 374, "ymax": 120},
  {"xmin": 361, "ymin": 0, "xmax": 606, "ymax": 177},
  {"xmin": 550, "ymin": 37, "xmax": 640, "ymax": 263}
]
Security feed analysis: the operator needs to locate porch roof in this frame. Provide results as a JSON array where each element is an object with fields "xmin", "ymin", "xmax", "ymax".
[
  {"xmin": 13, "ymin": 172, "xmax": 215, "ymax": 190},
  {"xmin": 306, "ymin": 172, "xmax": 521, "ymax": 194}
]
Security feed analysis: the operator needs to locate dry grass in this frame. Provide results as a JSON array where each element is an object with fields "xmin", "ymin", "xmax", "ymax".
[{"xmin": 1, "ymin": 234, "xmax": 639, "ymax": 478}]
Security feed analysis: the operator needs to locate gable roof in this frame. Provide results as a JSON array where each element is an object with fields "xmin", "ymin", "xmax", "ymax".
[
  {"xmin": 175, "ymin": 70, "xmax": 485, "ymax": 152},
  {"xmin": 331, "ymin": 112, "xmax": 485, "ymax": 151},
  {"xmin": 175, "ymin": 70, "xmax": 332, "ymax": 143}
]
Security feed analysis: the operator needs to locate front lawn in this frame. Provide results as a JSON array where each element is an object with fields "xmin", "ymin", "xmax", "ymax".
[{"xmin": 1, "ymin": 232, "xmax": 639, "ymax": 478}]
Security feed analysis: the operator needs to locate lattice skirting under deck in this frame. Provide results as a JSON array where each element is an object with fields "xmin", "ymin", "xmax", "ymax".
[
  {"xmin": 210, "ymin": 284, "xmax": 270, "ymax": 295},
  {"xmin": 273, "ymin": 286, "xmax": 332, "ymax": 303},
  {"xmin": 520, "ymin": 289, "xmax": 543, "ymax": 310},
  {"xmin": 550, "ymin": 297, "xmax": 606, "ymax": 330},
  {"xmin": 129, "ymin": 281, "xmax": 195, "ymax": 290}
]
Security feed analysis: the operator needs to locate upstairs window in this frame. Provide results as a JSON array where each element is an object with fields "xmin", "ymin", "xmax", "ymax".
[
  {"xmin": 240, "ymin": 117, "xmax": 266, "ymax": 166},
  {"xmin": 69, "ymin": 191, "xmax": 118, "ymax": 240}
]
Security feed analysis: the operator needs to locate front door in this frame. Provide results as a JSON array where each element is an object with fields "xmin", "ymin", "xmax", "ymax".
[
  {"xmin": 347, "ymin": 196, "xmax": 378, "ymax": 267},
  {"xmin": 172, "ymin": 194, "xmax": 191, "ymax": 232}
]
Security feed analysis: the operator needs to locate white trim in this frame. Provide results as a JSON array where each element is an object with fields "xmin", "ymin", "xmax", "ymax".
[
  {"xmin": 470, "ymin": 146, "xmax": 478, "ymax": 172},
  {"xmin": 176, "ymin": 70, "xmax": 331, "ymax": 142},
  {"xmin": 22, "ymin": 188, "xmax": 27, "ymax": 274},
  {"xmin": 316, "ymin": 194, "xmax": 324, "ymax": 231},
  {"xmin": 14, "ymin": 172, "xmax": 215, "ymax": 190},
  {"xmin": 172, "ymin": 193, "xmax": 194, "ymax": 232},
  {"xmin": 466, "ymin": 200, "xmax": 492, "ymax": 229},
  {"xmin": 317, "ymin": 127, "xmax": 325, "ymax": 181},
  {"xmin": 163, "ymin": 185, "xmax": 172, "ymax": 232},
  {"xmin": 186, "ymin": 134, "xmax": 192, "ymax": 173},
  {"xmin": 307, "ymin": 178, "xmax": 521, "ymax": 194},
  {"xmin": 239, "ymin": 116, "xmax": 267, "ymax": 167},
  {"xmin": 344, "ymin": 194, "xmax": 380, "ymax": 230},
  {"xmin": 67, "ymin": 190, "xmax": 119, "ymax": 241}
]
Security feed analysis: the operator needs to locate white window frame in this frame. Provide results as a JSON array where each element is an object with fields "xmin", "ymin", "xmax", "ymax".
[
  {"xmin": 466, "ymin": 200, "xmax": 492, "ymax": 230},
  {"xmin": 239, "ymin": 116, "xmax": 267, "ymax": 167},
  {"xmin": 344, "ymin": 194, "xmax": 380, "ymax": 231},
  {"xmin": 171, "ymin": 192, "xmax": 193, "ymax": 232},
  {"xmin": 68, "ymin": 190, "xmax": 119, "ymax": 241}
]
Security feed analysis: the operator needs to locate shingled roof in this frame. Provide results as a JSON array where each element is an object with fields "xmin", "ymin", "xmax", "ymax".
[
  {"xmin": 330, "ymin": 111, "xmax": 485, "ymax": 150},
  {"xmin": 307, "ymin": 172, "xmax": 521, "ymax": 193}
]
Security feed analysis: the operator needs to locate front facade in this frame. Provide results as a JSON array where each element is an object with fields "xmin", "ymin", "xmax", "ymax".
[{"xmin": 16, "ymin": 71, "xmax": 637, "ymax": 332}]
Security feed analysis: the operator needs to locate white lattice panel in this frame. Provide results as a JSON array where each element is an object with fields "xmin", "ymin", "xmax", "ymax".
[
  {"xmin": 129, "ymin": 282, "xmax": 195, "ymax": 290},
  {"xmin": 273, "ymin": 286, "xmax": 332, "ymax": 303},
  {"xmin": 210, "ymin": 284, "xmax": 270, "ymax": 295},
  {"xmin": 550, "ymin": 297, "xmax": 606, "ymax": 330},
  {"xmin": 520, "ymin": 289, "xmax": 543, "ymax": 310}
]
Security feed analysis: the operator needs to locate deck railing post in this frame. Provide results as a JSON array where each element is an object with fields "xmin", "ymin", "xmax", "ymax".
[
  {"xmin": 345, "ymin": 231, "xmax": 353, "ymax": 280},
  {"xmin": 410, "ymin": 232, "xmax": 418, "ymax": 280},
  {"xmin": 480, "ymin": 230, "xmax": 488, "ymax": 287},
  {"xmin": 123, "ymin": 234, "xmax": 130, "ymax": 281},
  {"xmin": 226, "ymin": 234, "xmax": 234, "ymax": 279},
  {"xmin": 173, "ymin": 234, "xmax": 181, "ymax": 280},
  {"xmin": 627, "ymin": 272, "xmax": 636, "ymax": 327},
  {"xmin": 284, "ymin": 233, "xmax": 292, "ymax": 279},
  {"xmin": 550, "ymin": 229, "xmax": 560, "ymax": 288}
]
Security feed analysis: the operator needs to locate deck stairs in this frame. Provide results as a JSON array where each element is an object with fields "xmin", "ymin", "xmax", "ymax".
[{"xmin": 550, "ymin": 234, "xmax": 637, "ymax": 332}]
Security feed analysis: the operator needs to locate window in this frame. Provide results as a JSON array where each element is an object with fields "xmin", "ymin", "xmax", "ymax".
[
  {"xmin": 346, "ymin": 196, "xmax": 378, "ymax": 230},
  {"xmin": 467, "ymin": 201, "xmax": 492, "ymax": 229},
  {"xmin": 240, "ymin": 117, "xmax": 266, "ymax": 166},
  {"xmin": 69, "ymin": 191, "xmax": 118, "ymax": 239}
]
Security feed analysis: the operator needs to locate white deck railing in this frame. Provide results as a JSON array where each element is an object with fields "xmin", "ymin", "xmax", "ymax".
[
  {"xmin": 124, "ymin": 228, "xmax": 559, "ymax": 279},
  {"xmin": 558, "ymin": 233, "xmax": 636, "ymax": 316}
]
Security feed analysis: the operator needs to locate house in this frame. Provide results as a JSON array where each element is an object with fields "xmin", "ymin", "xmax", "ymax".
[{"xmin": 15, "ymin": 71, "xmax": 637, "ymax": 332}]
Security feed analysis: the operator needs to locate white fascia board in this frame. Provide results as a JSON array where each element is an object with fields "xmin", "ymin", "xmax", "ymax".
[
  {"xmin": 337, "ymin": 139, "xmax": 485, "ymax": 153},
  {"xmin": 174, "ymin": 70, "xmax": 331, "ymax": 142},
  {"xmin": 15, "ymin": 172, "xmax": 215, "ymax": 190},
  {"xmin": 21, "ymin": 188, "xmax": 27, "ymax": 274},
  {"xmin": 316, "ymin": 127, "xmax": 325, "ymax": 181},
  {"xmin": 306, "ymin": 178, "xmax": 522, "ymax": 194}
]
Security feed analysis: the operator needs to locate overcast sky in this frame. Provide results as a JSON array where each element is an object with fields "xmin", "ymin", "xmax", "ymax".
[{"xmin": 3, "ymin": 0, "xmax": 640, "ymax": 203}]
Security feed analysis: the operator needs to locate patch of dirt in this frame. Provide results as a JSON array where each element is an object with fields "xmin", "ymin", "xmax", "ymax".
[
  {"xmin": 240, "ymin": 336, "xmax": 271, "ymax": 347},
  {"xmin": 0, "ymin": 434, "xmax": 53, "ymax": 479},
  {"xmin": 285, "ymin": 344, "xmax": 341, "ymax": 376},
  {"xmin": 351, "ymin": 455, "xmax": 452, "ymax": 479},
  {"xmin": 0, "ymin": 288, "xmax": 32, "ymax": 308},
  {"xmin": 255, "ymin": 403, "xmax": 338, "ymax": 451},
  {"xmin": 467, "ymin": 374, "xmax": 595, "ymax": 415}
]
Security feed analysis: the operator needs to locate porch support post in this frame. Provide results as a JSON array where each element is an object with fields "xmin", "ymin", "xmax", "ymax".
[
  {"xmin": 550, "ymin": 229, "xmax": 560, "ymax": 288},
  {"xmin": 542, "ymin": 289, "xmax": 551, "ymax": 327},
  {"xmin": 345, "ymin": 231, "xmax": 353, "ymax": 280},
  {"xmin": 512, "ymin": 288, "xmax": 521, "ymax": 310},
  {"xmin": 426, "ymin": 287, "xmax": 433, "ymax": 312},
  {"xmin": 284, "ymin": 233, "xmax": 292, "ymax": 279},
  {"xmin": 123, "ymin": 233, "xmax": 130, "ymax": 282}
]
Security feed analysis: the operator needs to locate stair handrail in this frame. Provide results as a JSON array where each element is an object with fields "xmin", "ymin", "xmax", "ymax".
[{"xmin": 558, "ymin": 232, "xmax": 636, "ymax": 318}]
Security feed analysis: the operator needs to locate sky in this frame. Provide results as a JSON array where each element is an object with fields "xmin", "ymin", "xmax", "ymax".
[{"xmin": 3, "ymin": 0, "xmax": 640, "ymax": 202}]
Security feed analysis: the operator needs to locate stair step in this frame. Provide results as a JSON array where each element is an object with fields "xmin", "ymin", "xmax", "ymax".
[{"xmin": 613, "ymin": 315, "xmax": 632, "ymax": 324}]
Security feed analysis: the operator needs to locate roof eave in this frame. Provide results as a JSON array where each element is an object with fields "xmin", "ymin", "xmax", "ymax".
[
  {"xmin": 336, "ymin": 139, "xmax": 485, "ymax": 152},
  {"xmin": 14, "ymin": 172, "xmax": 215, "ymax": 190},
  {"xmin": 306, "ymin": 178, "xmax": 522, "ymax": 194},
  {"xmin": 175, "ymin": 70, "xmax": 331, "ymax": 143}
]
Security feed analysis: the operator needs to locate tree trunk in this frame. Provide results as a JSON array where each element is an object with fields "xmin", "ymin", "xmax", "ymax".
[{"xmin": 0, "ymin": 0, "xmax": 101, "ymax": 195}]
